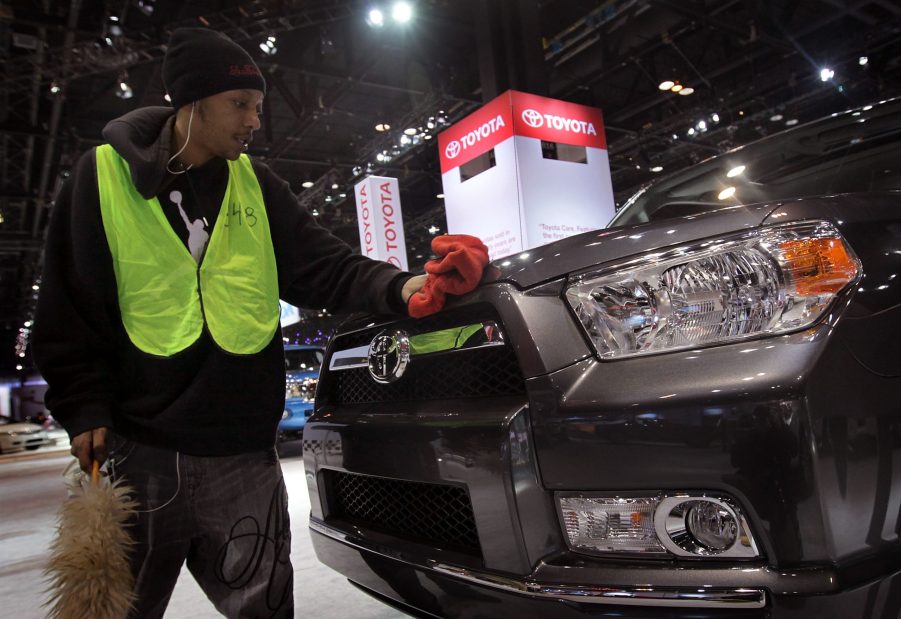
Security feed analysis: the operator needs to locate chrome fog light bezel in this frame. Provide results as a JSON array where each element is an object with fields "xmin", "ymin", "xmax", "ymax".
[{"xmin": 654, "ymin": 495, "xmax": 760, "ymax": 558}]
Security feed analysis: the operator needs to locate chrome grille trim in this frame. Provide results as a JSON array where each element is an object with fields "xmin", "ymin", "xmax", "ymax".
[{"xmin": 328, "ymin": 320, "xmax": 506, "ymax": 372}]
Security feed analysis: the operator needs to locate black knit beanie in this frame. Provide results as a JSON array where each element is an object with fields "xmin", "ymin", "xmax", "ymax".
[{"xmin": 162, "ymin": 28, "xmax": 266, "ymax": 110}]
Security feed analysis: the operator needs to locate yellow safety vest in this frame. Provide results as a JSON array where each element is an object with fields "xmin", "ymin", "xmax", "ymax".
[{"xmin": 95, "ymin": 144, "xmax": 279, "ymax": 357}]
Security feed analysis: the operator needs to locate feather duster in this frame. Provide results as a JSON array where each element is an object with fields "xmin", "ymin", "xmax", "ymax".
[{"xmin": 44, "ymin": 460, "xmax": 139, "ymax": 619}]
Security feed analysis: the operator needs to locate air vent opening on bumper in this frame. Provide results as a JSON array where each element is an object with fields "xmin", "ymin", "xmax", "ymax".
[{"xmin": 324, "ymin": 470, "xmax": 482, "ymax": 558}]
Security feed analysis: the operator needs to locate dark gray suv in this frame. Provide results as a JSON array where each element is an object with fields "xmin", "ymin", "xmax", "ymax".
[{"xmin": 303, "ymin": 98, "xmax": 901, "ymax": 618}]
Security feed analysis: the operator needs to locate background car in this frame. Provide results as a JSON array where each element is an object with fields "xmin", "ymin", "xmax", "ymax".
[
  {"xmin": 302, "ymin": 98, "xmax": 901, "ymax": 618},
  {"xmin": 0, "ymin": 417, "xmax": 52, "ymax": 454},
  {"xmin": 278, "ymin": 344, "xmax": 324, "ymax": 444}
]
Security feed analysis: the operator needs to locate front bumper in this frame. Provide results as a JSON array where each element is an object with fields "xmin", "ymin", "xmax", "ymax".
[
  {"xmin": 0, "ymin": 432, "xmax": 50, "ymax": 452},
  {"xmin": 310, "ymin": 519, "xmax": 901, "ymax": 618}
]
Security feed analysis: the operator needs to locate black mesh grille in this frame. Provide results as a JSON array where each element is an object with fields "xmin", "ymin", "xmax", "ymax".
[
  {"xmin": 322, "ymin": 306, "xmax": 525, "ymax": 405},
  {"xmin": 334, "ymin": 344, "xmax": 523, "ymax": 404},
  {"xmin": 326, "ymin": 470, "xmax": 481, "ymax": 555}
]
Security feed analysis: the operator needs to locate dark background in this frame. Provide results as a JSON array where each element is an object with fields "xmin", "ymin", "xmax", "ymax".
[{"xmin": 1, "ymin": 0, "xmax": 899, "ymax": 373}]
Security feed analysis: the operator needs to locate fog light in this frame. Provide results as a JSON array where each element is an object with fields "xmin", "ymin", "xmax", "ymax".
[
  {"xmin": 558, "ymin": 493, "xmax": 760, "ymax": 559},
  {"xmin": 687, "ymin": 501, "xmax": 737, "ymax": 551},
  {"xmin": 655, "ymin": 496, "xmax": 759, "ymax": 558},
  {"xmin": 558, "ymin": 497, "xmax": 667, "ymax": 554}
]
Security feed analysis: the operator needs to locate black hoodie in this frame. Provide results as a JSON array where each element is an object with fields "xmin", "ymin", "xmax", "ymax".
[{"xmin": 33, "ymin": 107, "xmax": 410, "ymax": 455}]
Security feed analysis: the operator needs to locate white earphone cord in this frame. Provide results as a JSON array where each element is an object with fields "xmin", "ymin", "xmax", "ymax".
[{"xmin": 166, "ymin": 101, "xmax": 195, "ymax": 175}]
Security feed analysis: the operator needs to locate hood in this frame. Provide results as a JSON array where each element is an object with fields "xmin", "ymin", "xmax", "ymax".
[
  {"xmin": 101, "ymin": 106, "xmax": 176, "ymax": 199},
  {"xmin": 0, "ymin": 421, "xmax": 43, "ymax": 433},
  {"xmin": 485, "ymin": 202, "xmax": 779, "ymax": 288}
]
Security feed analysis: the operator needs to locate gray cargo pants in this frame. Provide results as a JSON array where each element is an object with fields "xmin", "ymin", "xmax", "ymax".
[{"xmin": 108, "ymin": 433, "xmax": 293, "ymax": 618}]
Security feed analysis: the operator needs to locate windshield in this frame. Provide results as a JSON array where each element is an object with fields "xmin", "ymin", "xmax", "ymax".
[
  {"xmin": 285, "ymin": 348, "xmax": 324, "ymax": 372},
  {"xmin": 610, "ymin": 98, "xmax": 901, "ymax": 228}
]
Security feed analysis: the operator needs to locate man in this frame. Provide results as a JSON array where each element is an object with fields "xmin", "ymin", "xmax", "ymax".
[{"xmin": 33, "ymin": 28, "xmax": 425, "ymax": 618}]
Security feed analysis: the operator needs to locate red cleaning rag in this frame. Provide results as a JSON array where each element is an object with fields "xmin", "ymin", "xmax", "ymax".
[{"xmin": 408, "ymin": 235, "xmax": 489, "ymax": 318}]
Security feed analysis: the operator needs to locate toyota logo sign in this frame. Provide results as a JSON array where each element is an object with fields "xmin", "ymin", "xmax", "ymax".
[
  {"xmin": 444, "ymin": 140, "xmax": 462, "ymax": 159},
  {"xmin": 368, "ymin": 329, "xmax": 411, "ymax": 384},
  {"xmin": 521, "ymin": 108, "xmax": 544, "ymax": 128}
]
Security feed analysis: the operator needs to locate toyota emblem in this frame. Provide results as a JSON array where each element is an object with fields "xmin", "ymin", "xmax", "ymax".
[
  {"xmin": 521, "ymin": 108, "xmax": 544, "ymax": 128},
  {"xmin": 444, "ymin": 140, "xmax": 462, "ymax": 159},
  {"xmin": 368, "ymin": 329, "xmax": 411, "ymax": 384}
]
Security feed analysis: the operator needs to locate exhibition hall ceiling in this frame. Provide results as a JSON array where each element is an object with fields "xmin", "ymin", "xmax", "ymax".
[{"xmin": 0, "ymin": 0, "xmax": 899, "ymax": 370}]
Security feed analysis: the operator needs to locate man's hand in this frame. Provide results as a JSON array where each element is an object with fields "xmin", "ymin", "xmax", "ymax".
[
  {"xmin": 70, "ymin": 427, "xmax": 110, "ymax": 472},
  {"xmin": 401, "ymin": 274, "xmax": 428, "ymax": 303}
]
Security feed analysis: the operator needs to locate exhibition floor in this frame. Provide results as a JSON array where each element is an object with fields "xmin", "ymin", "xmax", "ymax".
[{"xmin": 0, "ymin": 442, "xmax": 404, "ymax": 618}]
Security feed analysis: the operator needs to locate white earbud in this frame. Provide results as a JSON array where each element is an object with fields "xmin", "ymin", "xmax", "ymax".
[{"xmin": 166, "ymin": 101, "xmax": 196, "ymax": 175}]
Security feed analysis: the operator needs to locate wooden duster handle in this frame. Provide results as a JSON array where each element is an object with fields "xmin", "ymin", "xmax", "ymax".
[{"xmin": 91, "ymin": 460, "xmax": 100, "ymax": 483}]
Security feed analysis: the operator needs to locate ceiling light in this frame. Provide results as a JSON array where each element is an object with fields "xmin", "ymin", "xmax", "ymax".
[
  {"xmin": 436, "ymin": 193, "xmax": 444, "ymax": 199},
  {"xmin": 136, "ymin": 0, "xmax": 154, "ymax": 16},
  {"xmin": 718, "ymin": 186, "xmax": 737, "ymax": 200},
  {"xmin": 820, "ymin": 67, "xmax": 834, "ymax": 82},
  {"xmin": 367, "ymin": 8, "xmax": 385, "ymax": 26},
  {"xmin": 697, "ymin": 120, "xmax": 707, "ymax": 131},
  {"xmin": 164, "ymin": 93, "xmax": 171, "ymax": 102},
  {"xmin": 726, "ymin": 165, "xmax": 745, "ymax": 177},
  {"xmin": 670, "ymin": 83, "xmax": 683, "ymax": 93},
  {"xmin": 858, "ymin": 56, "xmax": 868, "ymax": 66},
  {"xmin": 687, "ymin": 127, "xmax": 696, "ymax": 136},
  {"xmin": 375, "ymin": 122, "xmax": 390, "ymax": 132},
  {"xmin": 331, "ymin": 183, "xmax": 339, "ymax": 189},
  {"xmin": 711, "ymin": 113, "xmax": 720, "ymax": 123},
  {"xmin": 259, "ymin": 36, "xmax": 277, "ymax": 55},
  {"xmin": 739, "ymin": 110, "xmax": 745, "ymax": 116},
  {"xmin": 651, "ymin": 166, "xmax": 663, "ymax": 173},
  {"xmin": 392, "ymin": 2, "xmax": 413, "ymax": 23},
  {"xmin": 399, "ymin": 135, "xmax": 411, "ymax": 145},
  {"xmin": 403, "ymin": 127, "xmax": 417, "ymax": 135},
  {"xmin": 671, "ymin": 133, "xmax": 678, "ymax": 140},
  {"xmin": 677, "ymin": 87, "xmax": 694, "ymax": 96},
  {"xmin": 49, "ymin": 81, "xmax": 61, "ymax": 95},
  {"xmin": 424, "ymin": 134, "xmax": 432, "ymax": 140},
  {"xmin": 312, "ymin": 209, "xmax": 319, "ymax": 216},
  {"xmin": 428, "ymin": 225, "xmax": 440, "ymax": 234},
  {"xmin": 116, "ymin": 78, "xmax": 133, "ymax": 100},
  {"xmin": 785, "ymin": 119, "xmax": 798, "ymax": 126},
  {"xmin": 302, "ymin": 181, "xmax": 314, "ymax": 188},
  {"xmin": 658, "ymin": 80, "xmax": 675, "ymax": 90},
  {"xmin": 769, "ymin": 114, "xmax": 783, "ymax": 122}
]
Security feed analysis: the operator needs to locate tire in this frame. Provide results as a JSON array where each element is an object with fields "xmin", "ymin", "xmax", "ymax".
[{"xmin": 26, "ymin": 445, "xmax": 41, "ymax": 451}]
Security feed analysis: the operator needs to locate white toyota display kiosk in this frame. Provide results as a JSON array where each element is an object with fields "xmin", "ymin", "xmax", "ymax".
[{"xmin": 438, "ymin": 90, "xmax": 615, "ymax": 259}]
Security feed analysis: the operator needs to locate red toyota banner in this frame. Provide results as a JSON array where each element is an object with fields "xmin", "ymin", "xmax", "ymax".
[
  {"xmin": 437, "ymin": 94, "xmax": 513, "ymax": 173},
  {"xmin": 510, "ymin": 91, "xmax": 607, "ymax": 150},
  {"xmin": 438, "ymin": 90, "xmax": 607, "ymax": 173}
]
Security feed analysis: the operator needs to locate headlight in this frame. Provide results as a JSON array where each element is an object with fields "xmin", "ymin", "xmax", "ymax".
[
  {"xmin": 565, "ymin": 221, "xmax": 860, "ymax": 359},
  {"xmin": 558, "ymin": 493, "xmax": 760, "ymax": 559}
]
